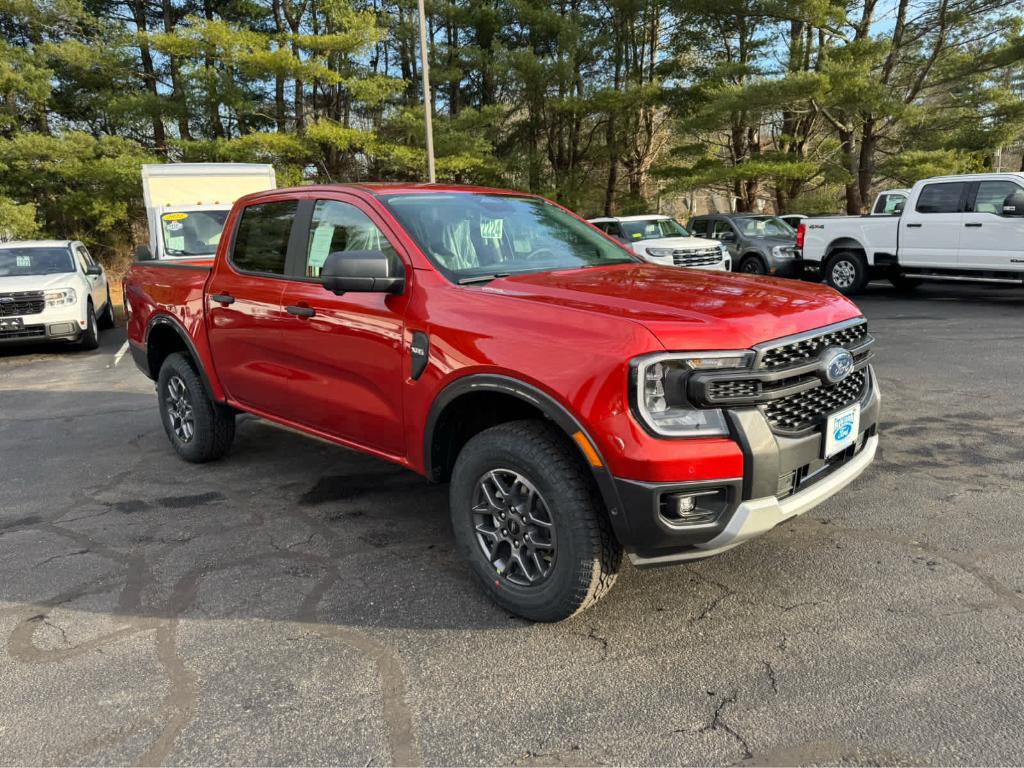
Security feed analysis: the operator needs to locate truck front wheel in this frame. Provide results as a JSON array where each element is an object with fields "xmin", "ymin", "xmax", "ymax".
[
  {"xmin": 823, "ymin": 250, "xmax": 868, "ymax": 295},
  {"xmin": 157, "ymin": 352, "xmax": 235, "ymax": 463},
  {"xmin": 449, "ymin": 420, "xmax": 622, "ymax": 622}
]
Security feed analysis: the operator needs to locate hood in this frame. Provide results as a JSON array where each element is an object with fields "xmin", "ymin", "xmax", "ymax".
[
  {"xmin": 632, "ymin": 236, "xmax": 722, "ymax": 252},
  {"xmin": 0, "ymin": 272, "xmax": 79, "ymax": 292},
  {"xmin": 747, "ymin": 236, "xmax": 796, "ymax": 248},
  {"xmin": 484, "ymin": 264, "xmax": 862, "ymax": 350}
]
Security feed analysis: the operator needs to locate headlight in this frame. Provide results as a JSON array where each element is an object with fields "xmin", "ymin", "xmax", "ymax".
[
  {"xmin": 632, "ymin": 352, "xmax": 752, "ymax": 437},
  {"xmin": 44, "ymin": 288, "xmax": 77, "ymax": 307},
  {"xmin": 646, "ymin": 247, "xmax": 675, "ymax": 258},
  {"xmin": 718, "ymin": 242, "xmax": 729, "ymax": 254},
  {"xmin": 772, "ymin": 245, "xmax": 797, "ymax": 260}
]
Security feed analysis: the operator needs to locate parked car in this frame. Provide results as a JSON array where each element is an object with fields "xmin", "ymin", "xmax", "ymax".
[
  {"xmin": 124, "ymin": 184, "xmax": 879, "ymax": 621},
  {"xmin": 588, "ymin": 215, "xmax": 731, "ymax": 271},
  {"xmin": 688, "ymin": 213, "xmax": 801, "ymax": 276},
  {"xmin": 0, "ymin": 240, "xmax": 113, "ymax": 349},
  {"xmin": 798, "ymin": 174, "xmax": 1024, "ymax": 294},
  {"xmin": 136, "ymin": 163, "xmax": 276, "ymax": 262}
]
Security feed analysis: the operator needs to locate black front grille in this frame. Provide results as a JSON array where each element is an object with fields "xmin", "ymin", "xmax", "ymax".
[
  {"xmin": 0, "ymin": 324, "xmax": 46, "ymax": 340},
  {"xmin": 763, "ymin": 369, "xmax": 867, "ymax": 432},
  {"xmin": 759, "ymin": 322, "xmax": 869, "ymax": 370},
  {"xmin": 0, "ymin": 291, "xmax": 45, "ymax": 317},
  {"xmin": 672, "ymin": 248, "xmax": 722, "ymax": 267},
  {"xmin": 707, "ymin": 379, "xmax": 761, "ymax": 400}
]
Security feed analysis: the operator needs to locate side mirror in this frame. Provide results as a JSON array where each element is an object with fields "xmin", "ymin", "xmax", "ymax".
[
  {"xmin": 719, "ymin": 231, "xmax": 736, "ymax": 242},
  {"xmin": 86, "ymin": 263, "xmax": 103, "ymax": 276},
  {"xmin": 1003, "ymin": 190, "xmax": 1024, "ymax": 217},
  {"xmin": 134, "ymin": 244, "xmax": 155, "ymax": 262},
  {"xmin": 321, "ymin": 250, "xmax": 405, "ymax": 295}
]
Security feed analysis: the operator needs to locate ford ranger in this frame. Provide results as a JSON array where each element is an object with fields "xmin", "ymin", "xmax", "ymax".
[
  {"xmin": 123, "ymin": 184, "xmax": 879, "ymax": 621},
  {"xmin": 800, "ymin": 174, "xmax": 1024, "ymax": 294}
]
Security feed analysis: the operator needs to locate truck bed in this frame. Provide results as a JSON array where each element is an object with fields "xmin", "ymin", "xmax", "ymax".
[{"xmin": 124, "ymin": 259, "xmax": 213, "ymax": 370}]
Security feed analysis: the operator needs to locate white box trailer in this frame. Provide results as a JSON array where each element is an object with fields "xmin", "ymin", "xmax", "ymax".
[{"xmin": 139, "ymin": 163, "xmax": 276, "ymax": 260}]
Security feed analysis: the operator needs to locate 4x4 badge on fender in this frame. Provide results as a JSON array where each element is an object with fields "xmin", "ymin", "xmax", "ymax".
[{"xmin": 821, "ymin": 347, "xmax": 854, "ymax": 384}]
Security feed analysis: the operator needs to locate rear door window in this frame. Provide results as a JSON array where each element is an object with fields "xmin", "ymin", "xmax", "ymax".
[
  {"xmin": 690, "ymin": 219, "xmax": 708, "ymax": 236},
  {"xmin": 231, "ymin": 201, "xmax": 298, "ymax": 275},
  {"xmin": 971, "ymin": 181, "xmax": 1023, "ymax": 216},
  {"xmin": 915, "ymin": 183, "xmax": 965, "ymax": 214}
]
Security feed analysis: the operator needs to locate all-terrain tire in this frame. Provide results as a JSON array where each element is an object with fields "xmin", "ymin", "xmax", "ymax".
[
  {"xmin": 823, "ymin": 249, "xmax": 869, "ymax": 295},
  {"xmin": 157, "ymin": 352, "xmax": 235, "ymax": 463},
  {"xmin": 449, "ymin": 419, "xmax": 622, "ymax": 622}
]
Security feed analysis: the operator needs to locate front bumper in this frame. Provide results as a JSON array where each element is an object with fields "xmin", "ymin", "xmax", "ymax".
[
  {"xmin": 0, "ymin": 305, "xmax": 85, "ymax": 345},
  {"xmin": 628, "ymin": 433, "xmax": 877, "ymax": 565},
  {"xmin": 610, "ymin": 365, "xmax": 880, "ymax": 564}
]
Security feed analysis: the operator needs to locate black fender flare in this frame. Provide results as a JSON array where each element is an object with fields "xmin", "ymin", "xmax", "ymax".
[
  {"xmin": 424, "ymin": 374, "xmax": 632, "ymax": 542},
  {"xmin": 144, "ymin": 314, "xmax": 219, "ymax": 403}
]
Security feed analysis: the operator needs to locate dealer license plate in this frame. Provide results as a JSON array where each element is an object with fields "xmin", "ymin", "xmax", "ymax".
[
  {"xmin": 0, "ymin": 317, "xmax": 24, "ymax": 332},
  {"xmin": 824, "ymin": 403, "xmax": 860, "ymax": 458}
]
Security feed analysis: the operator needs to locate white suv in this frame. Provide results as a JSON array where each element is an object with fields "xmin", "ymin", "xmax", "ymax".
[
  {"xmin": 0, "ymin": 240, "xmax": 114, "ymax": 349},
  {"xmin": 589, "ymin": 215, "xmax": 731, "ymax": 271}
]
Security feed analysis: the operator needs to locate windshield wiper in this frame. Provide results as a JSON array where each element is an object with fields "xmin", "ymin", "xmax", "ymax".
[{"xmin": 457, "ymin": 272, "xmax": 513, "ymax": 285}]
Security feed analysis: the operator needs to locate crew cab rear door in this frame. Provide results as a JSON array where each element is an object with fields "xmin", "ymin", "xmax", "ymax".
[
  {"xmin": 960, "ymin": 179, "xmax": 1024, "ymax": 270},
  {"xmin": 898, "ymin": 181, "xmax": 965, "ymax": 268},
  {"xmin": 204, "ymin": 198, "xmax": 295, "ymax": 413},
  {"xmin": 272, "ymin": 194, "xmax": 409, "ymax": 458}
]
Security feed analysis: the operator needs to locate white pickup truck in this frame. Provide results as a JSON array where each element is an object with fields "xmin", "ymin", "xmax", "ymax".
[{"xmin": 798, "ymin": 173, "xmax": 1024, "ymax": 294}]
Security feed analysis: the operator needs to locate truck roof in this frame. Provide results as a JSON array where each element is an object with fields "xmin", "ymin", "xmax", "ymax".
[
  {"xmin": 912, "ymin": 172, "xmax": 1024, "ymax": 185},
  {"xmin": 231, "ymin": 183, "xmax": 544, "ymax": 208}
]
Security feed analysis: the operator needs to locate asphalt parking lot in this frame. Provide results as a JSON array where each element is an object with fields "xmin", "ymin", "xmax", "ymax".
[{"xmin": 2, "ymin": 280, "xmax": 1024, "ymax": 766}]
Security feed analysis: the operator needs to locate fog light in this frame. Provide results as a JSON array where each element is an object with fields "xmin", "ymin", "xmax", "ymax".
[
  {"xmin": 47, "ymin": 322, "xmax": 75, "ymax": 336},
  {"xmin": 659, "ymin": 488, "xmax": 729, "ymax": 529},
  {"xmin": 673, "ymin": 495, "xmax": 696, "ymax": 516}
]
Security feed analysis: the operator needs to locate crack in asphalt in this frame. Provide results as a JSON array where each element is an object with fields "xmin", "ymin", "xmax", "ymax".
[
  {"xmin": 2, "ymin": 473, "xmax": 424, "ymax": 767},
  {"xmin": 675, "ymin": 690, "xmax": 753, "ymax": 763}
]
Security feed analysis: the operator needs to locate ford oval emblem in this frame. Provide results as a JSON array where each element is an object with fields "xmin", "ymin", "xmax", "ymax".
[
  {"xmin": 821, "ymin": 347, "xmax": 854, "ymax": 384},
  {"xmin": 0, "ymin": 297, "xmax": 14, "ymax": 304}
]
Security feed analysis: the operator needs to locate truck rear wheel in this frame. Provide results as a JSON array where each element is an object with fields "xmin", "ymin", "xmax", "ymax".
[
  {"xmin": 157, "ymin": 352, "xmax": 235, "ymax": 463},
  {"xmin": 823, "ymin": 250, "xmax": 868, "ymax": 295},
  {"xmin": 449, "ymin": 420, "xmax": 622, "ymax": 622}
]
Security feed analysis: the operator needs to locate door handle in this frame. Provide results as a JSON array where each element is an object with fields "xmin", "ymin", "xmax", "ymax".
[
  {"xmin": 211, "ymin": 293, "xmax": 235, "ymax": 305},
  {"xmin": 965, "ymin": 222, "xmax": 983, "ymax": 227},
  {"xmin": 905, "ymin": 223, "xmax": 922, "ymax": 228},
  {"xmin": 286, "ymin": 304, "xmax": 316, "ymax": 318}
]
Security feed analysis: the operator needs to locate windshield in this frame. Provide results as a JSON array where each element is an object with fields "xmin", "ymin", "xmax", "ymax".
[
  {"xmin": 621, "ymin": 218, "xmax": 691, "ymax": 242},
  {"xmin": 160, "ymin": 210, "xmax": 230, "ymax": 256},
  {"xmin": 0, "ymin": 247, "xmax": 75, "ymax": 277},
  {"xmin": 381, "ymin": 193, "xmax": 636, "ymax": 281},
  {"xmin": 734, "ymin": 217, "xmax": 795, "ymax": 238}
]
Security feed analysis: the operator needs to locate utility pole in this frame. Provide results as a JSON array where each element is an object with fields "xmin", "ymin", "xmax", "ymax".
[{"xmin": 417, "ymin": 0, "xmax": 436, "ymax": 183}]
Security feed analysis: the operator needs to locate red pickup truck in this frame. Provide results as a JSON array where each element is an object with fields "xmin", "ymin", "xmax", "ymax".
[{"xmin": 124, "ymin": 183, "xmax": 879, "ymax": 621}]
